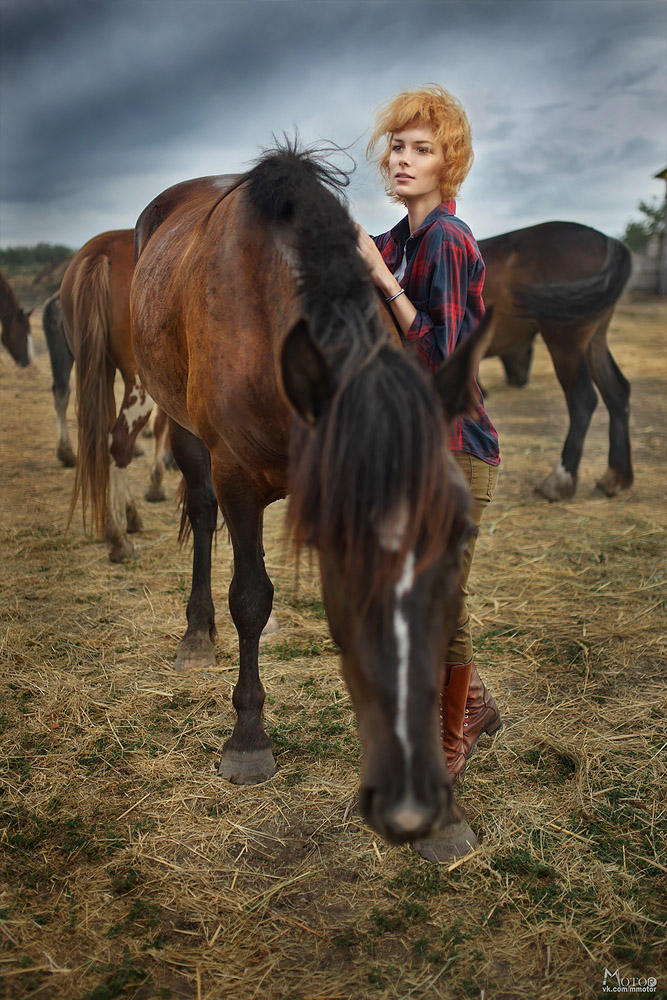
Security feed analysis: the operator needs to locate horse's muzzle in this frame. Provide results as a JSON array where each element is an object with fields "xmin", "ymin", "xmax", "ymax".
[{"xmin": 360, "ymin": 781, "xmax": 455, "ymax": 845}]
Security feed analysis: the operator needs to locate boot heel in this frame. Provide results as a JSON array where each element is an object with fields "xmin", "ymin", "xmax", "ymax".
[{"xmin": 484, "ymin": 714, "xmax": 503, "ymax": 737}]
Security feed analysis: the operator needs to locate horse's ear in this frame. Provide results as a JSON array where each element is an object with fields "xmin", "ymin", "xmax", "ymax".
[
  {"xmin": 281, "ymin": 319, "xmax": 335, "ymax": 426},
  {"xmin": 433, "ymin": 306, "xmax": 495, "ymax": 423}
]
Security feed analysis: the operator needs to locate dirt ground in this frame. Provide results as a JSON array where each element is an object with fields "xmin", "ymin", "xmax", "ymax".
[{"xmin": 0, "ymin": 296, "xmax": 665, "ymax": 999}]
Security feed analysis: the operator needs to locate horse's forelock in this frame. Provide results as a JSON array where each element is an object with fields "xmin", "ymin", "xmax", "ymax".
[
  {"xmin": 246, "ymin": 143, "xmax": 378, "ymax": 362},
  {"xmin": 287, "ymin": 348, "xmax": 458, "ymax": 603}
]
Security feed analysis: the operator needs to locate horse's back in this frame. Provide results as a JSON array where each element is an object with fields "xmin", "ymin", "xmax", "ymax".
[
  {"xmin": 481, "ymin": 221, "xmax": 609, "ymax": 284},
  {"xmin": 61, "ymin": 229, "xmax": 135, "ymax": 347},
  {"xmin": 132, "ymin": 174, "xmax": 296, "ymax": 464},
  {"xmin": 134, "ymin": 175, "xmax": 242, "ymax": 261}
]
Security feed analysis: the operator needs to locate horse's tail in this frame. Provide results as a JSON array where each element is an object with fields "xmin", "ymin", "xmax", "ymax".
[
  {"xmin": 67, "ymin": 255, "xmax": 113, "ymax": 538},
  {"xmin": 514, "ymin": 237, "xmax": 632, "ymax": 323}
]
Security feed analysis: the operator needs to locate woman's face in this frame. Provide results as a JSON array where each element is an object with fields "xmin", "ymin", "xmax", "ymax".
[{"xmin": 388, "ymin": 124, "xmax": 445, "ymax": 203}]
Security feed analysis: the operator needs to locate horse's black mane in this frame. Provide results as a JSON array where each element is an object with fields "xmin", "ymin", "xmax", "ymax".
[
  {"xmin": 246, "ymin": 141, "xmax": 461, "ymax": 600},
  {"xmin": 246, "ymin": 140, "xmax": 384, "ymax": 378}
]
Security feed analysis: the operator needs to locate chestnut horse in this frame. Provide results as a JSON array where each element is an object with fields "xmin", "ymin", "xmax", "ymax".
[
  {"xmin": 60, "ymin": 230, "xmax": 170, "ymax": 561},
  {"xmin": 42, "ymin": 284, "xmax": 171, "ymax": 492},
  {"xmin": 131, "ymin": 146, "xmax": 493, "ymax": 848},
  {"xmin": 0, "ymin": 270, "xmax": 33, "ymax": 367},
  {"xmin": 479, "ymin": 222, "xmax": 632, "ymax": 500}
]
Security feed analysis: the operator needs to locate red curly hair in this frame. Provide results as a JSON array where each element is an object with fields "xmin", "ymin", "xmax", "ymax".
[{"xmin": 367, "ymin": 84, "xmax": 474, "ymax": 202}]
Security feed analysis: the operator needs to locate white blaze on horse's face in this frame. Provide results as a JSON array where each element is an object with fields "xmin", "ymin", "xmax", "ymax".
[
  {"xmin": 377, "ymin": 502, "xmax": 417, "ymax": 771},
  {"xmin": 377, "ymin": 501, "xmax": 410, "ymax": 553},
  {"xmin": 393, "ymin": 549, "xmax": 415, "ymax": 763}
]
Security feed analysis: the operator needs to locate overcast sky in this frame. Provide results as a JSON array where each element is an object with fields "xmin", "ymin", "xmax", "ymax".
[{"xmin": 1, "ymin": 0, "xmax": 666, "ymax": 249}]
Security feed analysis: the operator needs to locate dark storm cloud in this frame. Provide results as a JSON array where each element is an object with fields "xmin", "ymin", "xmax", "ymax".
[
  {"xmin": 1, "ymin": 0, "xmax": 665, "ymax": 247},
  {"xmin": 3, "ymin": 1, "xmax": 343, "ymax": 201}
]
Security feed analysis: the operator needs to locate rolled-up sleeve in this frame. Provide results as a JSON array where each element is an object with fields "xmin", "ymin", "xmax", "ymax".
[{"xmin": 405, "ymin": 226, "xmax": 470, "ymax": 370}]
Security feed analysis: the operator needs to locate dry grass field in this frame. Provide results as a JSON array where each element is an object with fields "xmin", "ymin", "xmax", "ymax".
[{"xmin": 1, "ymin": 296, "xmax": 665, "ymax": 1000}]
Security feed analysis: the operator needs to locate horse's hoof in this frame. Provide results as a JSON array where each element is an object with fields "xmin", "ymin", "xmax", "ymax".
[
  {"xmin": 535, "ymin": 463, "xmax": 576, "ymax": 501},
  {"xmin": 144, "ymin": 484, "xmax": 166, "ymax": 503},
  {"xmin": 56, "ymin": 444, "xmax": 76, "ymax": 468},
  {"xmin": 174, "ymin": 633, "xmax": 216, "ymax": 672},
  {"xmin": 413, "ymin": 806, "xmax": 479, "ymax": 863},
  {"xmin": 218, "ymin": 748, "xmax": 277, "ymax": 785},
  {"xmin": 594, "ymin": 467, "xmax": 632, "ymax": 497},
  {"xmin": 259, "ymin": 614, "xmax": 279, "ymax": 642},
  {"xmin": 108, "ymin": 538, "xmax": 138, "ymax": 563}
]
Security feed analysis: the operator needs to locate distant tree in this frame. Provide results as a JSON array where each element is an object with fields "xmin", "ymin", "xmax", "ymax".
[
  {"xmin": 0, "ymin": 242, "xmax": 74, "ymax": 268},
  {"xmin": 621, "ymin": 196, "xmax": 666, "ymax": 252}
]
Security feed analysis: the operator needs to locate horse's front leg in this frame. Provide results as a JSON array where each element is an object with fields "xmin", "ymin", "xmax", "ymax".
[
  {"xmin": 216, "ymin": 477, "xmax": 276, "ymax": 785},
  {"xmin": 106, "ymin": 373, "xmax": 153, "ymax": 560}
]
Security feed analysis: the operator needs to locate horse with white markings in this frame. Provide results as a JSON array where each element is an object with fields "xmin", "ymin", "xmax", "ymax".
[{"xmin": 131, "ymin": 145, "xmax": 494, "ymax": 851}]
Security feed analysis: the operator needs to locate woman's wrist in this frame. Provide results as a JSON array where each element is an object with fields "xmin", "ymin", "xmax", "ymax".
[{"xmin": 382, "ymin": 277, "xmax": 403, "ymax": 299}]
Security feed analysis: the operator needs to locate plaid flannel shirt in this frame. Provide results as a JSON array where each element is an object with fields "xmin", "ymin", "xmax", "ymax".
[{"xmin": 373, "ymin": 201, "xmax": 500, "ymax": 465}]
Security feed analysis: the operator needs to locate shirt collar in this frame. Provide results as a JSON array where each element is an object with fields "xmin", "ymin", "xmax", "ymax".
[{"xmin": 390, "ymin": 200, "xmax": 457, "ymax": 246}]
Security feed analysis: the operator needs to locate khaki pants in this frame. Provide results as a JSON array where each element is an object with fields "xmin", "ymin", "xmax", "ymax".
[{"xmin": 446, "ymin": 452, "xmax": 499, "ymax": 664}]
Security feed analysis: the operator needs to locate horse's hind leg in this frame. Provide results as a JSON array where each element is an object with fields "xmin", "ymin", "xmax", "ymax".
[
  {"xmin": 53, "ymin": 365, "xmax": 76, "ymax": 468},
  {"xmin": 586, "ymin": 315, "xmax": 633, "ymax": 496},
  {"xmin": 42, "ymin": 296, "xmax": 76, "ymax": 467},
  {"xmin": 145, "ymin": 407, "xmax": 169, "ymax": 502},
  {"xmin": 169, "ymin": 421, "xmax": 218, "ymax": 672},
  {"xmin": 106, "ymin": 373, "xmax": 153, "ymax": 560},
  {"xmin": 537, "ymin": 330, "xmax": 599, "ymax": 501},
  {"xmin": 215, "ymin": 473, "xmax": 276, "ymax": 785}
]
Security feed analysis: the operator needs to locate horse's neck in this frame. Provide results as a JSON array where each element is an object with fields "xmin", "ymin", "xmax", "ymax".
[{"xmin": 0, "ymin": 283, "xmax": 19, "ymax": 328}]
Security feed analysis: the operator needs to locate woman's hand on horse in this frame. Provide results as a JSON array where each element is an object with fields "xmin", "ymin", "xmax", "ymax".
[{"xmin": 356, "ymin": 225, "xmax": 401, "ymax": 298}]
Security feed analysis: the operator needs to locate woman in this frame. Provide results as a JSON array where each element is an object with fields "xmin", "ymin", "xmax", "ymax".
[{"xmin": 357, "ymin": 84, "xmax": 502, "ymax": 782}]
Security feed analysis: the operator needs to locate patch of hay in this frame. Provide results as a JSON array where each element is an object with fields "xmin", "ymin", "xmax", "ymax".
[{"xmin": 0, "ymin": 297, "xmax": 665, "ymax": 998}]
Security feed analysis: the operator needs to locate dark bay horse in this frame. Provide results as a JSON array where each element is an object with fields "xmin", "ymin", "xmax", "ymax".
[
  {"xmin": 131, "ymin": 147, "xmax": 493, "ymax": 848},
  {"xmin": 60, "ymin": 230, "xmax": 169, "ymax": 561},
  {"xmin": 0, "ymin": 271, "xmax": 34, "ymax": 367},
  {"xmin": 479, "ymin": 222, "xmax": 632, "ymax": 500}
]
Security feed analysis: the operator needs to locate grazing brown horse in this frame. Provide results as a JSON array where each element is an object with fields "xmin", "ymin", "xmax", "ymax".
[
  {"xmin": 60, "ymin": 229, "xmax": 167, "ymax": 561},
  {"xmin": 479, "ymin": 222, "xmax": 632, "ymax": 500},
  {"xmin": 0, "ymin": 271, "xmax": 34, "ymax": 367},
  {"xmin": 131, "ymin": 146, "xmax": 493, "ymax": 849}
]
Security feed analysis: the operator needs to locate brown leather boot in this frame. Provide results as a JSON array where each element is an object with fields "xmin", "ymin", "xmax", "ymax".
[
  {"xmin": 463, "ymin": 661, "xmax": 502, "ymax": 760},
  {"xmin": 440, "ymin": 661, "xmax": 472, "ymax": 781},
  {"xmin": 441, "ymin": 661, "xmax": 502, "ymax": 782}
]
